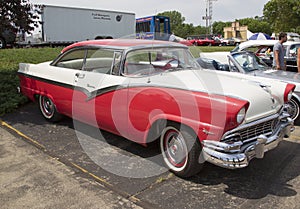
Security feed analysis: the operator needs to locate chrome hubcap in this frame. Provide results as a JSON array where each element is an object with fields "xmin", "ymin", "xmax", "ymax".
[
  {"xmin": 286, "ymin": 99, "xmax": 299, "ymax": 120},
  {"xmin": 165, "ymin": 132, "xmax": 187, "ymax": 167},
  {"xmin": 42, "ymin": 97, "xmax": 54, "ymax": 117}
]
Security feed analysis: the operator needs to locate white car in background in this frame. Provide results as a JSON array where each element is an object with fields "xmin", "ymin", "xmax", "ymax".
[
  {"xmin": 231, "ymin": 40, "xmax": 300, "ymax": 72},
  {"xmin": 198, "ymin": 51, "xmax": 300, "ymax": 124},
  {"xmin": 287, "ymin": 32, "xmax": 300, "ymax": 42}
]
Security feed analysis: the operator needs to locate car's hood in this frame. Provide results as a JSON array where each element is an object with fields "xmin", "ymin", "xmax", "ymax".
[
  {"xmin": 149, "ymin": 69, "xmax": 286, "ymax": 123},
  {"xmin": 249, "ymin": 69, "xmax": 300, "ymax": 92},
  {"xmin": 200, "ymin": 52, "xmax": 229, "ymax": 63}
]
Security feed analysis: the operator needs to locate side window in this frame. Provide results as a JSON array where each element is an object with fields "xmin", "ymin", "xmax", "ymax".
[
  {"xmin": 123, "ymin": 50, "xmax": 155, "ymax": 76},
  {"xmin": 54, "ymin": 49, "xmax": 86, "ymax": 70},
  {"xmin": 84, "ymin": 49, "xmax": 114, "ymax": 74},
  {"xmin": 289, "ymin": 44, "xmax": 300, "ymax": 57}
]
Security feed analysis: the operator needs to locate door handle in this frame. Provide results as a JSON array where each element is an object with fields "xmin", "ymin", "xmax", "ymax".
[
  {"xmin": 87, "ymin": 84, "xmax": 95, "ymax": 88},
  {"xmin": 75, "ymin": 73, "xmax": 85, "ymax": 79}
]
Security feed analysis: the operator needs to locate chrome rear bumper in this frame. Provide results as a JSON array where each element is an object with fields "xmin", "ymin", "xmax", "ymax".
[{"xmin": 202, "ymin": 114, "xmax": 294, "ymax": 169}]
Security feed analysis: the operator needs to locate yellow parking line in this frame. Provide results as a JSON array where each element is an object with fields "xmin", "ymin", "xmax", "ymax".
[
  {"xmin": 71, "ymin": 162, "xmax": 112, "ymax": 187},
  {"xmin": 0, "ymin": 120, "xmax": 114, "ymax": 190},
  {"xmin": 129, "ymin": 195, "xmax": 141, "ymax": 203},
  {"xmin": 0, "ymin": 120, "xmax": 45, "ymax": 150}
]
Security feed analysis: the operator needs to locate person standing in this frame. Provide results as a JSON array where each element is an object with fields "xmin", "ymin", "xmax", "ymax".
[
  {"xmin": 272, "ymin": 32, "xmax": 287, "ymax": 70},
  {"xmin": 169, "ymin": 32, "xmax": 177, "ymax": 42}
]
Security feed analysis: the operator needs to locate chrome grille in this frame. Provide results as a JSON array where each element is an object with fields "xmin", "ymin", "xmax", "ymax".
[
  {"xmin": 223, "ymin": 117, "xmax": 279, "ymax": 143},
  {"xmin": 238, "ymin": 118, "xmax": 277, "ymax": 142}
]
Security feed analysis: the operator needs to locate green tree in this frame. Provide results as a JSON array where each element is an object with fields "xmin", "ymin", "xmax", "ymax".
[
  {"xmin": 178, "ymin": 23, "xmax": 195, "ymax": 38},
  {"xmin": 212, "ymin": 17, "xmax": 273, "ymax": 38},
  {"xmin": 0, "ymin": 0, "xmax": 39, "ymax": 34},
  {"xmin": 263, "ymin": 0, "xmax": 300, "ymax": 33},
  {"xmin": 157, "ymin": 11, "xmax": 185, "ymax": 37},
  {"xmin": 212, "ymin": 21, "xmax": 231, "ymax": 36},
  {"xmin": 192, "ymin": 25, "xmax": 207, "ymax": 36},
  {"xmin": 157, "ymin": 10, "xmax": 210, "ymax": 38},
  {"xmin": 238, "ymin": 17, "xmax": 272, "ymax": 35}
]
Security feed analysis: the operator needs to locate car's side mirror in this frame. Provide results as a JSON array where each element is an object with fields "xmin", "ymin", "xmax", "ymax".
[
  {"xmin": 218, "ymin": 64, "xmax": 230, "ymax": 71},
  {"xmin": 230, "ymin": 66, "xmax": 239, "ymax": 72}
]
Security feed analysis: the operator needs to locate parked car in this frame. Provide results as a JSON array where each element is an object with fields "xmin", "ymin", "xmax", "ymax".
[
  {"xmin": 214, "ymin": 37, "xmax": 228, "ymax": 46},
  {"xmin": 173, "ymin": 35, "xmax": 193, "ymax": 46},
  {"xmin": 231, "ymin": 40, "xmax": 300, "ymax": 72},
  {"xmin": 225, "ymin": 37, "xmax": 241, "ymax": 46},
  {"xmin": 0, "ymin": 29, "xmax": 16, "ymax": 49},
  {"xmin": 198, "ymin": 51, "xmax": 300, "ymax": 124},
  {"xmin": 287, "ymin": 32, "xmax": 300, "ymax": 41},
  {"xmin": 187, "ymin": 37, "xmax": 216, "ymax": 46},
  {"xmin": 18, "ymin": 39, "xmax": 295, "ymax": 177}
]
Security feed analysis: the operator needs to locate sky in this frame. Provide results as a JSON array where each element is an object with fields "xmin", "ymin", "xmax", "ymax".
[{"xmin": 30, "ymin": 0, "xmax": 270, "ymax": 26}]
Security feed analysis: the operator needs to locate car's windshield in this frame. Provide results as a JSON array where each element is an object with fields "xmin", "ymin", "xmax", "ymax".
[
  {"xmin": 232, "ymin": 52, "xmax": 268, "ymax": 73},
  {"xmin": 231, "ymin": 45, "xmax": 240, "ymax": 53},
  {"xmin": 286, "ymin": 43, "xmax": 300, "ymax": 57},
  {"xmin": 123, "ymin": 47, "xmax": 200, "ymax": 76}
]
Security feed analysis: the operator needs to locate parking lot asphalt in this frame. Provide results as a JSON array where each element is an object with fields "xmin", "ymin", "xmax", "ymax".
[
  {"xmin": 1, "ymin": 102, "xmax": 300, "ymax": 209},
  {"xmin": 0, "ymin": 125, "xmax": 142, "ymax": 209}
]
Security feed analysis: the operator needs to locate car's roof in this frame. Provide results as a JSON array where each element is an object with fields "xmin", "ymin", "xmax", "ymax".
[
  {"xmin": 283, "ymin": 41, "xmax": 300, "ymax": 47},
  {"xmin": 237, "ymin": 40, "xmax": 278, "ymax": 50},
  {"xmin": 62, "ymin": 39, "xmax": 187, "ymax": 53},
  {"xmin": 236, "ymin": 40, "xmax": 300, "ymax": 51}
]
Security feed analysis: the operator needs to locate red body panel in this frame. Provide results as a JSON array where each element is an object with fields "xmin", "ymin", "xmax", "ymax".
[
  {"xmin": 188, "ymin": 38, "xmax": 216, "ymax": 46},
  {"xmin": 19, "ymin": 75, "xmax": 74, "ymax": 117}
]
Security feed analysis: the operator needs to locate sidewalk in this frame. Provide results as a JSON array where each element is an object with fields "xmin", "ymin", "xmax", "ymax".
[{"xmin": 0, "ymin": 126, "xmax": 142, "ymax": 209}]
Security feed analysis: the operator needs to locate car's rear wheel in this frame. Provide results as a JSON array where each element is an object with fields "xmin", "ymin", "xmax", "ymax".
[
  {"xmin": 286, "ymin": 97, "xmax": 300, "ymax": 125},
  {"xmin": 160, "ymin": 123, "xmax": 203, "ymax": 178},
  {"xmin": 39, "ymin": 95, "xmax": 63, "ymax": 122},
  {"xmin": 0, "ymin": 37, "xmax": 6, "ymax": 49}
]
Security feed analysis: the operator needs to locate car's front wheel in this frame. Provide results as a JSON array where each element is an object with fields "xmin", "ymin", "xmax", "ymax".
[
  {"xmin": 39, "ymin": 95, "xmax": 63, "ymax": 122},
  {"xmin": 160, "ymin": 123, "xmax": 203, "ymax": 178}
]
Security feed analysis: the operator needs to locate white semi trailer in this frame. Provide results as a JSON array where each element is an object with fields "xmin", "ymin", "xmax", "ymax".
[{"xmin": 20, "ymin": 5, "xmax": 136, "ymax": 45}]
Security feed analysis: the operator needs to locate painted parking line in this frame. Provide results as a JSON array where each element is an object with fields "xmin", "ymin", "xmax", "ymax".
[
  {"xmin": 70, "ymin": 162, "xmax": 113, "ymax": 187},
  {"xmin": 1, "ymin": 120, "xmax": 113, "ymax": 187},
  {"xmin": 0, "ymin": 119, "xmax": 144, "ymax": 205},
  {"xmin": 2, "ymin": 118, "xmax": 299, "ymax": 208},
  {"xmin": 1, "ymin": 120, "xmax": 45, "ymax": 150}
]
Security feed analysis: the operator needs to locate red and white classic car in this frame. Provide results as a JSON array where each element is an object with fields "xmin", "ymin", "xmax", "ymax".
[{"xmin": 18, "ymin": 39, "xmax": 295, "ymax": 177}]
